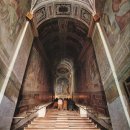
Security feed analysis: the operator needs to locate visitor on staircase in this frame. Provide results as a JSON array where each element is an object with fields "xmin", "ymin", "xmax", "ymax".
[
  {"xmin": 53, "ymin": 98, "xmax": 58, "ymax": 109},
  {"xmin": 68, "ymin": 98, "xmax": 75, "ymax": 111},
  {"xmin": 58, "ymin": 98, "xmax": 63, "ymax": 110},
  {"xmin": 63, "ymin": 98, "xmax": 68, "ymax": 110}
]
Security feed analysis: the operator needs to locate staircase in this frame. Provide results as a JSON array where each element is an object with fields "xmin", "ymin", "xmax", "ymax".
[{"xmin": 24, "ymin": 109, "xmax": 101, "ymax": 130}]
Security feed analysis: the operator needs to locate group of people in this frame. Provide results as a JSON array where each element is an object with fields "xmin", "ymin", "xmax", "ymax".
[{"xmin": 53, "ymin": 98, "xmax": 75, "ymax": 111}]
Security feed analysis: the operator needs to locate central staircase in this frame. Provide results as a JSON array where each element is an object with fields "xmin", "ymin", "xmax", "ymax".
[{"xmin": 24, "ymin": 109, "xmax": 101, "ymax": 130}]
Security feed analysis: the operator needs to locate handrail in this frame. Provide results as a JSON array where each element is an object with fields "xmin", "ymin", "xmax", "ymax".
[
  {"xmin": 12, "ymin": 102, "xmax": 52, "ymax": 129},
  {"xmin": 77, "ymin": 104, "xmax": 111, "ymax": 126}
]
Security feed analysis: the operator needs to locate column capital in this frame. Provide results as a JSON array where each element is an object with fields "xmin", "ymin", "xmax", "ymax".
[
  {"xmin": 93, "ymin": 13, "xmax": 101, "ymax": 22},
  {"xmin": 26, "ymin": 11, "xmax": 33, "ymax": 21}
]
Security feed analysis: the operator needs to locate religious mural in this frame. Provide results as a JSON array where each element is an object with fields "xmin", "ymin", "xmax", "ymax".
[
  {"xmin": 17, "ymin": 44, "xmax": 51, "ymax": 113},
  {"xmin": 75, "ymin": 44, "xmax": 108, "ymax": 115},
  {"xmin": 86, "ymin": 46, "xmax": 102, "ymax": 90},
  {"xmin": 55, "ymin": 59, "xmax": 72, "ymax": 98},
  {"xmin": 56, "ymin": 78, "xmax": 70, "ymax": 95},
  {"xmin": 101, "ymin": 0, "xmax": 130, "ymax": 68},
  {"xmin": 92, "ymin": 26, "xmax": 111, "ymax": 84},
  {"xmin": 77, "ymin": 44, "xmax": 104, "ymax": 92},
  {"xmin": 0, "ymin": 0, "xmax": 30, "ymax": 62},
  {"xmin": 102, "ymin": 0, "xmax": 130, "ymax": 47},
  {"xmin": 0, "ymin": 0, "xmax": 31, "ymax": 95}
]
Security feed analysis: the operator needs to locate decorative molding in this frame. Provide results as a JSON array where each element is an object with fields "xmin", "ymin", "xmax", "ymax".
[
  {"xmin": 55, "ymin": 3, "xmax": 71, "ymax": 15},
  {"xmin": 33, "ymin": 1, "xmax": 92, "ymax": 28},
  {"xmin": 35, "ymin": 7, "xmax": 46, "ymax": 24},
  {"xmin": 80, "ymin": 8, "xmax": 91, "ymax": 24}
]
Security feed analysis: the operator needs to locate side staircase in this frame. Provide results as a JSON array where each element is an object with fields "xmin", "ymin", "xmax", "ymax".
[{"xmin": 24, "ymin": 109, "xmax": 101, "ymax": 130}]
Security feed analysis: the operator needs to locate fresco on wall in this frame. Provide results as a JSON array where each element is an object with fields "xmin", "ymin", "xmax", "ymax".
[
  {"xmin": 74, "ymin": 44, "xmax": 108, "ymax": 115},
  {"xmin": 92, "ymin": 26, "xmax": 111, "ymax": 84},
  {"xmin": 22, "ymin": 47, "xmax": 48, "ymax": 92},
  {"xmin": 55, "ymin": 78, "xmax": 70, "ymax": 96},
  {"xmin": 86, "ymin": 46, "xmax": 102, "ymax": 90},
  {"xmin": 16, "ymin": 45, "xmax": 51, "ymax": 113},
  {"xmin": 78, "ymin": 45, "xmax": 103, "ymax": 92},
  {"xmin": 101, "ymin": 0, "xmax": 130, "ymax": 48},
  {"xmin": 0, "ymin": 0, "xmax": 30, "ymax": 62},
  {"xmin": 101, "ymin": 0, "xmax": 130, "ymax": 69},
  {"xmin": 0, "ymin": 0, "xmax": 31, "ymax": 99}
]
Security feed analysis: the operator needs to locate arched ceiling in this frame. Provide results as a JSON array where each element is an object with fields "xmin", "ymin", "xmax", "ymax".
[
  {"xmin": 38, "ymin": 18, "xmax": 91, "ymax": 66},
  {"xmin": 31, "ymin": 0, "xmax": 106, "ymax": 28},
  {"xmin": 30, "ymin": 0, "xmax": 106, "ymax": 72}
]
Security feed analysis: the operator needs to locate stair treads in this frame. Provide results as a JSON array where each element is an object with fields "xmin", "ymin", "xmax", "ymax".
[
  {"xmin": 32, "ymin": 120, "xmax": 92, "ymax": 123},
  {"xmin": 24, "ymin": 109, "xmax": 100, "ymax": 130},
  {"xmin": 25, "ymin": 128, "xmax": 100, "ymax": 130},
  {"xmin": 28, "ymin": 125, "xmax": 96, "ymax": 128}
]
